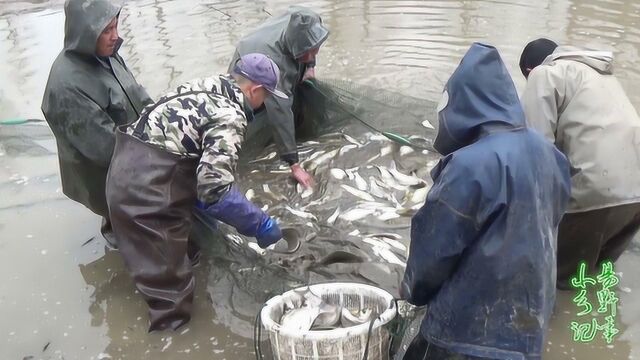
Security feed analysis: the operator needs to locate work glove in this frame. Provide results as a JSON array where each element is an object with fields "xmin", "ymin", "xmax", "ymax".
[
  {"xmin": 197, "ymin": 185, "xmax": 282, "ymax": 248},
  {"xmin": 256, "ymin": 217, "xmax": 283, "ymax": 249}
]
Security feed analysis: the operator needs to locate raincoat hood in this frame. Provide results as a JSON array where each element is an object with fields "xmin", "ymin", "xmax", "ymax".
[
  {"xmin": 434, "ymin": 43, "xmax": 525, "ymax": 155},
  {"xmin": 544, "ymin": 45, "xmax": 614, "ymax": 75},
  {"xmin": 64, "ymin": 0, "xmax": 121, "ymax": 55},
  {"xmin": 230, "ymin": 6, "xmax": 330, "ymax": 165},
  {"xmin": 283, "ymin": 7, "xmax": 329, "ymax": 58}
]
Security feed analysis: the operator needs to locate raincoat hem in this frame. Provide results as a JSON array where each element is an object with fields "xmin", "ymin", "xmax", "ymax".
[
  {"xmin": 565, "ymin": 197, "xmax": 640, "ymax": 214},
  {"xmin": 422, "ymin": 333, "xmax": 528, "ymax": 360}
]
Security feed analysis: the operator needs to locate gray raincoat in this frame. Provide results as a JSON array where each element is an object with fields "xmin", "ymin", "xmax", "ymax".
[
  {"xmin": 230, "ymin": 6, "xmax": 329, "ymax": 165},
  {"xmin": 522, "ymin": 46, "xmax": 640, "ymax": 213},
  {"xmin": 41, "ymin": 0, "xmax": 152, "ymax": 217}
]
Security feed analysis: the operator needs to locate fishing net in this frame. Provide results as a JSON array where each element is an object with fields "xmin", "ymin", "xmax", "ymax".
[
  {"xmin": 241, "ymin": 78, "xmax": 439, "ymax": 161},
  {"xmin": 386, "ymin": 302, "xmax": 428, "ymax": 360}
]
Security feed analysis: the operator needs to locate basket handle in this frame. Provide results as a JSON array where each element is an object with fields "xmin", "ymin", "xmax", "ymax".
[{"xmin": 361, "ymin": 309, "xmax": 380, "ymax": 360}]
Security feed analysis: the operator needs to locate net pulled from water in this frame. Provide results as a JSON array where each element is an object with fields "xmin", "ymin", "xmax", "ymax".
[{"xmin": 242, "ymin": 78, "xmax": 438, "ymax": 160}]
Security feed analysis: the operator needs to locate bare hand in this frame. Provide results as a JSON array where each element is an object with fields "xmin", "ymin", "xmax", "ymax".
[
  {"xmin": 291, "ymin": 164, "xmax": 314, "ymax": 188},
  {"xmin": 302, "ymin": 67, "xmax": 316, "ymax": 82}
]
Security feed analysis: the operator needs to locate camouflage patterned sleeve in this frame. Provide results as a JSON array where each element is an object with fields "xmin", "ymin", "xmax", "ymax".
[{"xmin": 196, "ymin": 103, "xmax": 247, "ymax": 206}]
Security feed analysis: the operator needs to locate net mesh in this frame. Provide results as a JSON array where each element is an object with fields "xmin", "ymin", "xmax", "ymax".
[{"xmin": 241, "ymin": 78, "xmax": 438, "ymax": 159}]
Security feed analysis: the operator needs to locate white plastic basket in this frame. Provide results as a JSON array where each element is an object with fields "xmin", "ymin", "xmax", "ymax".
[{"xmin": 261, "ymin": 282, "xmax": 397, "ymax": 360}]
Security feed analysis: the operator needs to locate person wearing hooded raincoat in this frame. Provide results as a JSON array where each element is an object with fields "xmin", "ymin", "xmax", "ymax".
[
  {"xmin": 229, "ymin": 6, "xmax": 329, "ymax": 188},
  {"xmin": 400, "ymin": 43, "xmax": 571, "ymax": 360},
  {"xmin": 41, "ymin": 0, "xmax": 152, "ymax": 242},
  {"xmin": 520, "ymin": 39, "xmax": 640, "ymax": 289}
]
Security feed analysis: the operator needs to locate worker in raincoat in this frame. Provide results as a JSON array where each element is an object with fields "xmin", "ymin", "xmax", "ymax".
[
  {"xmin": 401, "ymin": 43, "xmax": 571, "ymax": 360},
  {"xmin": 41, "ymin": 0, "xmax": 152, "ymax": 244},
  {"xmin": 229, "ymin": 6, "xmax": 329, "ymax": 188},
  {"xmin": 520, "ymin": 39, "xmax": 640, "ymax": 289},
  {"xmin": 106, "ymin": 54, "xmax": 287, "ymax": 332}
]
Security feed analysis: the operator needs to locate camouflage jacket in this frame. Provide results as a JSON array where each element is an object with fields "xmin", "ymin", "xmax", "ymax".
[{"xmin": 127, "ymin": 75, "xmax": 249, "ymax": 205}]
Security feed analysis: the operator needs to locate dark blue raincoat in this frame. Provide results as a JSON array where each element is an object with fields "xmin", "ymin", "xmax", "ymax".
[{"xmin": 401, "ymin": 43, "xmax": 571, "ymax": 360}]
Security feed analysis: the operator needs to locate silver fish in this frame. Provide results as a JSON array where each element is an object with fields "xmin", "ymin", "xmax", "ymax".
[
  {"xmin": 247, "ymin": 242, "xmax": 267, "ymax": 255},
  {"xmin": 284, "ymin": 292, "xmax": 304, "ymax": 310},
  {"xmin": 365, "ymin": 154, "xmax": 381, "ymax": 163},
  {"xmin": 297, "ymin": 183, "xmax": 314, "ymax": 199},
  {"xmin": 340, "ymin": 308, "xmax": 374, "ymax": 327},
  {"xmin": 345, "ymin": 167, "xmax": 358, "ymax": 181},
  {"xmin": 308, "ymin": 149, "xmax": 340, "ymax": 172},
  {"xmin": 327, "ymin": 207, "xmax": 341, "ymax": 225},
  {"xmin": 369, "ymin": 134, "xmax": 390, "ymax": 142},
  {"xmin": 422, "ymin": 119, "xmax": 435, "ymax": 129},
  {"xmin": 392, "ymin": 193, "xmax": 404, "ymax": 207},
  {"xmin": 369, "ymin": 176, "xmax": 388, "ymax": 199},
  {"xmin": 380, "ymin": 144, "xmax": 393, "ymax": 157},
  {"xmin": 362, "ymin": 237, "xmax": 387, "ymax": 248},
  {"xmin": 377, "ymin": 210, "xmax": 400, "ymax": 221},
  {"xmin": 401, "ymin": 185, "xmax": 426, "ymax": 205},
  {"xmin": 368, "ymin": 232, "xmax": 402, "ymax": 240},
  {"xmin": 285, "ymin": 206, "xmax": 318, "ymax": 221},
  {"xmin": 342, "ymin": 133, "xmax": 362, "ymax": 146},
  {"xmin": 375, "ymin": 247, "xmax": 406, "ymax": 267},
  {"xmin": 306, "ymin": 150, "xmax": 326, "ymax": 162},
  {"xmin": 338, "ymin": 144, "xmax": 358, "ymax": 157},
  {"xmin": 330, "ymin": 168, "xmax": 347, "ymax": 180},
  {"xmin": 363, "ymin": 239, "xmax": 406, "ymax": 266},
  {"xmin": 353, "ymin": 171, "xmax": 368, "ymax": 191},
  {"xmin": 245, "ymin": 189, "xmax": 255, "ymax": 201},
  {"xmin": 340, "ymin": 184, "xmax": 376, "ymax": 202},
  {"xmin": 388, "ymin": 167, "xmax": 423, "ymax": 187},
  {"xmin": 339, "ymin": 208, "xmax": 375, "ymax": 221},
  {"xmin": 375, "ymin": 166, "xmax": 406, "ymax": 191},
  {"xmin": 249, "ymin": 151, "xmax": 277, "ymax": 163},
  {"xmin": 301, "ymin": 187, "xmax": 314, "ymax": 199},
  {"xmin": 375, "ymin": 237, "xmax": 407, "ymax": 252},
  {"xmin": 312, "ymin": 303, "xmax": 342, "ymax": 330},
  {"xmin": 400, "ymin": 146, "xmax": 415, "ymax": 157},
  {"xmin": 409, "ymin": 186, "xmax": 429, "ymax": 204},
  {"xmin": 280, "ymin": 307, "xmax": 320, "ymax": 332}
]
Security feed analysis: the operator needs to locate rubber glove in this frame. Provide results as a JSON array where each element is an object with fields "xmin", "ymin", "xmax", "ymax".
[
  {"xmin": 256, "ymin": 217, "xmax": 283, "ymax": 249},
  {"xmin": 197, "ymin": 185, "xmax": 281, "ymax": 248}
]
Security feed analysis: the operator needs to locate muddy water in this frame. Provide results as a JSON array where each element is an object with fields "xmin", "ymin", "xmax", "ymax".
[{"xmin": 1, "ymin": 0, "xmax": 640, "ymax": 359}]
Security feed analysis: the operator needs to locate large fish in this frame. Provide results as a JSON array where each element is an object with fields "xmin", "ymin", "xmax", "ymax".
[{"xmin": 340, "ymin": 184, "xmax": 376, "ymax": 202}]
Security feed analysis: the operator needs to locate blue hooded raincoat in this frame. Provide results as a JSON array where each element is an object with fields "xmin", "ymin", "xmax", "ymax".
[{"xmin": 401, "ymin": 43, "xmax": 571, "ymax": 360}]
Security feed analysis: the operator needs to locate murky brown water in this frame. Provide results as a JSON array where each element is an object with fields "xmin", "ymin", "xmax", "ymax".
[{"xmin": 1, "ymin": 0, "xmax": 640, "ymax": 359}]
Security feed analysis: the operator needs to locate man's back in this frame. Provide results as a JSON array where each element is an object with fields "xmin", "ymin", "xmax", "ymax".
[
  {"xmin": 522, "ymin": 47, "xmax": 640, "ymax": 212},
  {"xmin": 402, "ymin": 43, "xmax": 571, "ymax": 360},
  {"xmin": 419, "ymin": 127, "xmax": 569, "ymax": 359}
]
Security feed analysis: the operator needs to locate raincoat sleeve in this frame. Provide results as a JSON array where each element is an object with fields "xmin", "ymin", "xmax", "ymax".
[
  {"xmin": 48, "ymin": 87, "xmax": 119, "ymax": 168},
  {"xmin": 521, "ymin": 66, "xmax": 565, "ymax": 143},
  {"xmin": 263, "ymin": 94, "xmax": 299, "ymax": 165},
  {"xmin": 115, "ymin": 54, "xmax": 154, "ymax": 107},
  {"xmin": 196, "ymin": 108, "xmax": 279, "ymax": 245},
  {"xmin": 401, "ymin": 159, "xmax": 485, "ymax": 306}
]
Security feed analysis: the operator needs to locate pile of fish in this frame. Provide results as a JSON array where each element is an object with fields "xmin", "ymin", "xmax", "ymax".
[
  {"xmin": 205, "ymin": 128, "xmax": 439, "ymax": 338},
  {"xmin": 279, "ymin": 288, "xmax": 375, "ymax": 332}
]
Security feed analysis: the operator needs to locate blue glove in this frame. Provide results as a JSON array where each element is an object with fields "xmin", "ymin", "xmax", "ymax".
[
  {"xmin": 197, "ymin": 186, "xmax": 277, "ymax": 246},
  {"xmin": 256, "ymin": 217, "xmax": 283, "ymax": 248}
]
